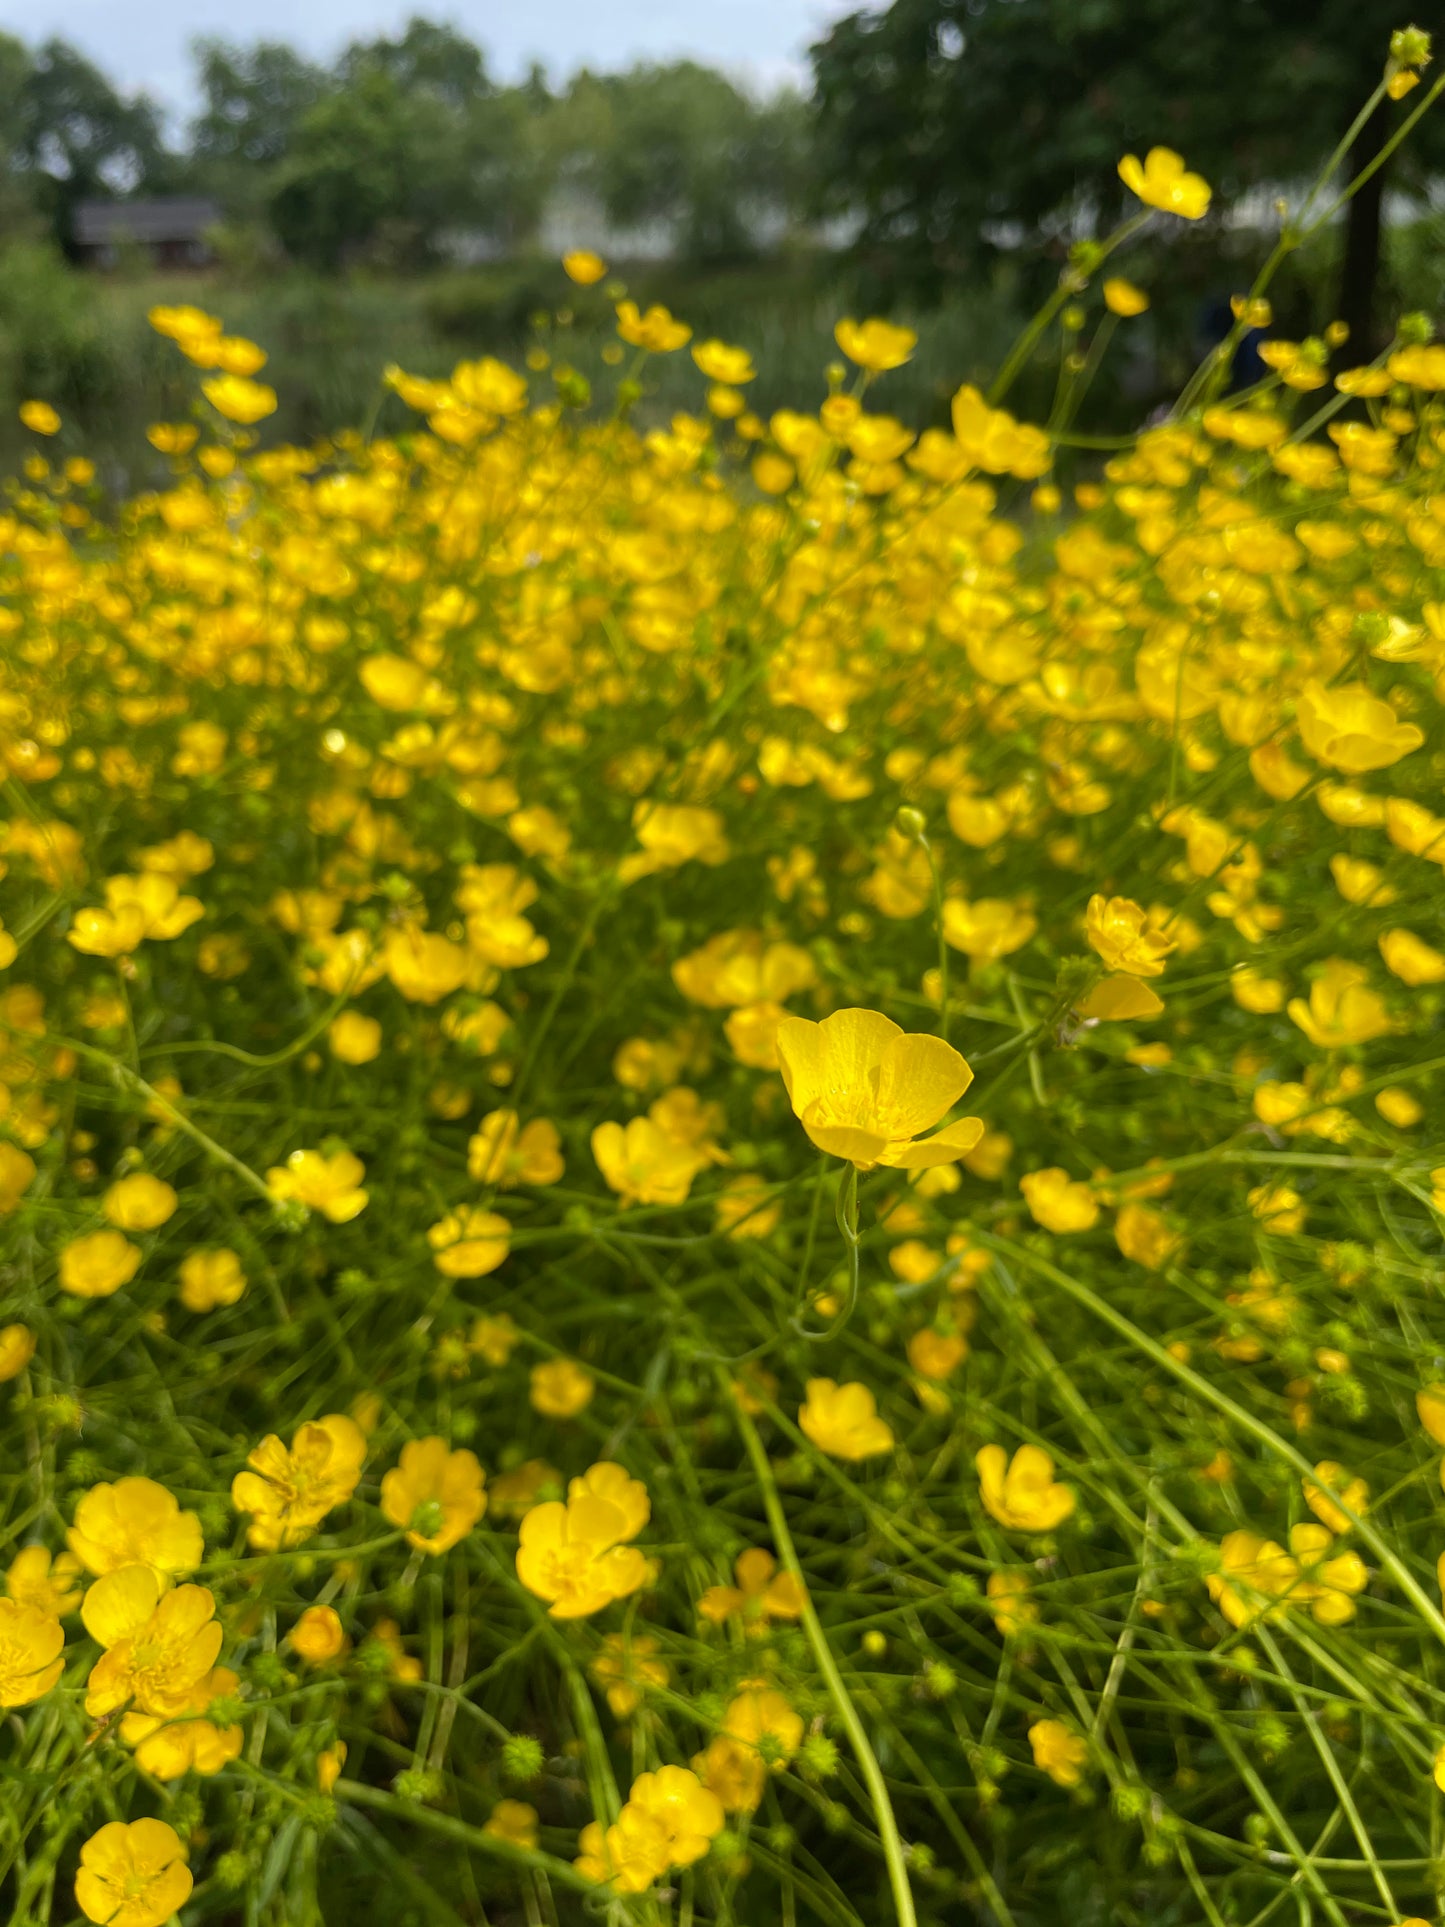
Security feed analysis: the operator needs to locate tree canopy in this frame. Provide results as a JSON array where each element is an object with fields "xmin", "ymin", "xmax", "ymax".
[
  {"xmin": 0, "ymin": 19, "xmax": 811, "ymax": 272},
  {"xmin": 811, "ymin": 0, "xmax": 1444, "ymax": 338}
]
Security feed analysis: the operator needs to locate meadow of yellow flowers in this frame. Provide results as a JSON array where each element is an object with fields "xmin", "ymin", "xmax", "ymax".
[{"xmin": 4, "ymin": 34, "xmax": 1445, "ymax": 1927}]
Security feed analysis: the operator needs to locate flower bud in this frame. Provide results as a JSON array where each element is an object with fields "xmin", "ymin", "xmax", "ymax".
[
  {"xmin": 1390, "ymin": 26, "xmax": 1431, "ymax": 69},
  {"xmin": 501, "ymin": 1733, "xmax": 545, "ymax": 1783}
]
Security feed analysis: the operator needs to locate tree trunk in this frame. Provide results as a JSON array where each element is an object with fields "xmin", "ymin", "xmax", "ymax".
[{"xmin": 1335, "ymin": 104, "xmax": 1387, "ymax": 358}]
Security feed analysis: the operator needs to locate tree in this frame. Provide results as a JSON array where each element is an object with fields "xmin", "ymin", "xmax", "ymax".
[
  {"xmin": 555, "ymin": 63, "xmax": 811, "ymax": 261},
  {"xmin": 265, "ymin": 71, "xmax": 421, "ymax": 269},
  {"xmin": 338, "ymin": 17, "xmax": 491, "ymax": 112},
  {"xmin": 190, "ymin": 39, "xmax": 326, "ymax": 213},
  {"xmin": 12, "ymin": 39, "xmax": 171, "ymax": 247},
  {"xmin": 0, "ymin": 34, "xmax": 39, "ymax": 235},
  {"xmin": 811, "ymin": 0, "xmax": 1445, "ymax": 345}
]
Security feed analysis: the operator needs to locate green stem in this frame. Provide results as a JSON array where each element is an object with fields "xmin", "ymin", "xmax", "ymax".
[
  {"xmin": 986, "ymin": 1232, "xmax": 1445, "ymax": 1649},
  {"xmin": 721, "ymin": 1373, "xmax": 918, "ymax": 1927}
]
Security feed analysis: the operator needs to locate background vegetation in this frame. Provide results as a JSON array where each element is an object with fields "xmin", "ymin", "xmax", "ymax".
[{"xmin": 2, "ymin": 2, "xmax": 1445, "ymax": 460}]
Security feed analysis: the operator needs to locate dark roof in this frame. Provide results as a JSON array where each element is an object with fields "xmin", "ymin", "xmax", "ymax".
[{"xmin": 73, "ymin": 198, "xmax": 221, "ymax": 246}]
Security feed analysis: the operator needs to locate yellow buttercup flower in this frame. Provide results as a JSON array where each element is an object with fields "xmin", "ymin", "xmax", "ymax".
[
  {"xmin": 68, "ymin": 873, "xmax": 204, "ymax": 957},
  {"xmin": 1029, "ymin": 1718, "xmax": 1089, "ymax": 1786},
  {"xmin": 19, "ymin": 399, "xmax": 60, "ymax": 436},
  {"xmin": 467, "ymin": 1109, "xmax": 564, "ymax": 1186},
  {"xmin": 380, "ymin": 1437, "xmax": 487, "ymax": 1554},
  {"xmin": 775, "ymin": 1008, "xmax": 982, "ymax": 1170},
  {"xmin": 834, "ymin": 317, "xmax": 917, "ymax": 373},
  {"xmin": 1117, "ymin": 147, "xmax": 1212, "ymax": 219},
  {"xmin": 1416, "ymin": 1384, "xmax": 1445, "ymax": 1445},
  {"xmin": 121, "ymin": 1664, "xmax": 243, "ymax": 1778},
  {"xmin": 976, "ymin": 1444, "xmax": 1074, "ymax": 1532},
  {"xmin": 5, "ymin": 1544, "xmax": 83, "ymax": 1616},
  {"xmin": 1103, "ymin": 277, "xmax": 1149, "ymax": 316},
  {"xmin": 427, "ymin": 1205, "xmax": 511, "ymax": 1277},
  {"xmin": 1115, "ymin": 1202, "xmax": 1183, "ymax": 1270},
  {"xmin": 1377, "ymin": 1085, "xmax": 1423, "ymax": 1127},
  {"xmin": 329, "ymin": 1010, "xmax": 383, "ymax": 1063},
  {"xmin": 68, "ymin": 1476, "xmax": 203, "ymax": 1579},
  {"xmin": 58, "ymin": 1228, "xmax": 142, "ymax": 1298},
  {"xmin": 485, "ymin": 1799, "xmax": 540, "ymax": 1849},
  {"xmin": 266, "ymin": 1146, "xmax": 369, "ymax": 1222},
  {"xmin": 0, "ymin": 1142, "xmax": 37, "ymax": 1215},
  {"xmin": 907, "ymin": 1327, "xmax": 969, "ymax": 1379},
  {"xmin": 290, "ymin": 1604, "xmax": 347, "ymax": 1663},
  {"xmin": 1379, "ymin": 928, "xmax": 1445, "ymax": 985},
  {"xmin": 591, "ymin": 1631, "xmax": 669, "ymax": 1715},
  {"xmin": 576, "ymin": 1765, "xmax": 724, "ymax": 1893},
  {"xmin": 1295, "ymin": 679, "xmax": 1424, "ymax": 772},
  {"xmin": 202, "ymin": 373, "xmax": 278, "ymax": 422},
  {"xmin": 1287, "ymin": 960, "xmax": 1392, "ymax": 1048},
  {"xmin": 692, "ymin": 339, "xmax": 756, "ymax": 385},
  {"xmin": 0, "ymin": 1597, "xmax": 65, "ymax": 1706},
  {"xmin": 0, "ymin": 1322, "xmax": 35, "ymax": 1381},
  {"xmin": 693, "ymin": 1683, "xmax": 805, "ymax": 1813},
  {"xmin": 942, "ymin": 897, "xmax": 1038, "ymax": 962},
  {"xmin": 714, "ymin": 1173, "xmax": 782, "ymax": 1239},
  {"xmin": 178, "ymin": 1246, "xmax": 247, "ymax": 1312},
  {"xmin": 530, "ymin": 1357, "xmax": 596, "ymax": 1418},
  {"xmin": 75, "ymin": 1819, "xmax": 192, "ymax": 1927},
  {"xmin": 562, "ymin": 249, "xmax": 607, "ymax": 284},
  {"xmin": 81, "ymin": 1565, "xmax": 222, "ymax": 1718},
  {"xmin": 798, "ymin": 1377, "xmax": 895, "ymax": 1460},
  {"xmin": 698, "ymin": 1547, "xmax": 806, "ymax": 1629},
  {"xmin": 592, "ymin": 1117, "xmax": 708, "ymax": 1205},
  {"xmin": 1303, "ymin": 1462, "xmax": 1368, "ymax": 1536},
  {"xmin": 987, "ymin": 1568, "xmax": 1036, "ymax": 1635},
  {"xmin": 1085, "ymin": 895, "xmax": 1174, "ymax": 977},
  {"xmin": 616, "ymin": 301, "xmax": 692, "ymax": 353},
  {"xmin": 231, "ymin": 1414, "xmax": 367, "ymax": 1550},
  {"xmin": 1020, "ymin": 1167, "xmax": 1099, "ymax": 1233},
  {"xmin": 101, "ymin": 1171, "xmax": 178, "ymax": 1231},
  {"xmin": 516, "ymin": 1464, "xmax": 650, "ymax": 1618}
]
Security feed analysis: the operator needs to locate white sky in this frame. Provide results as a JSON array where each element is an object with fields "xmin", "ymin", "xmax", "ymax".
[{"xmin": 0, "ymin": 0, "xmax": 855, "ymax": 118}]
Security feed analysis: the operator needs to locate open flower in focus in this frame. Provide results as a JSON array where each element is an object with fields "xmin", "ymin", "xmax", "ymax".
[
  {"xmin": 121, "ymin": 1664, "xmax": 243, "ymax": 1778},
  {"xmin": 776, "ymin": 1009, "xmax": 983, "ymax": 1169},
  {"xmin": 81, "ymin": 1565, "xmax": 222, "ymax": 1718},
  {"xmin": 68, "ymin": 1477, "xmax": 203, "ymax": 1579},
  {"xmin": 75, "ymin": 1819, "xmax": 192, "ymax": 1927},
  {"xmin": 231, "ymin": 1414, "xmax": 367, "ymax": 1550},
  {"xmin": 516, "ymin": 1461, "xmax": 650, "ymax": 1617},
  {"xmin": 576, "ymin": 1764, "xmax": 724, "ymax": 1893}
]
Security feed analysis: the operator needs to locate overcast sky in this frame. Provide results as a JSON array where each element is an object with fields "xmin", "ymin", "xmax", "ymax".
[{"xmin": 0, "ymin": 0, "xmax": 856, "ymax": 117}]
